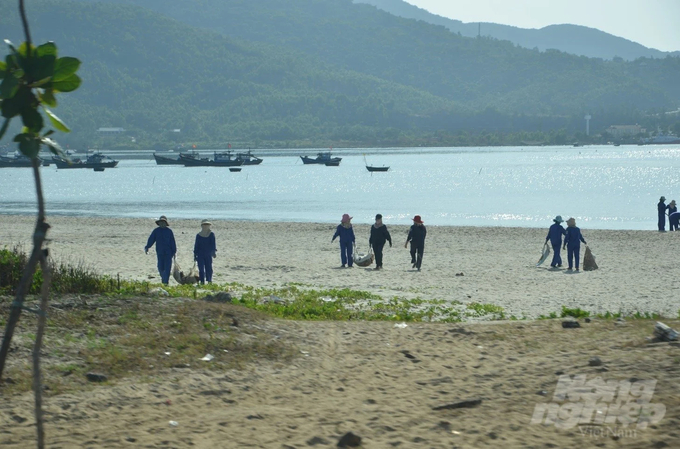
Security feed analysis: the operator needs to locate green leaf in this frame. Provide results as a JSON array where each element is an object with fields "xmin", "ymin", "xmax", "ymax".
[
  {"xmin": 44, "ymin": 107, "xmax": 70, "ymax": 132},
  {"xmin": 21, "ymin": 107, "xmax": 44, "ymax": 133},
  {"xmin": 39, "ymin": 89, "xmax": 57, "ymax": 107},
  {"xmin": 40, "ymin": 136, "xmax": 64, "ymax": 156},
  {"xmin": 53, "ymin": 57, "xmax": 80, "ymax": 82},
  {"xmin": 30, "ymin": 76, "xmax": 52, "ymax": 88},
  {"xmin": 17, "ymin": 42, "xmax": 35, "ymax": 57},
  {"xmin": 52, "ymin": 74, "xmax": 81, "ymax": 93},
  {"xmin": 0, "ymin": 117, "xmax": 10, "ymax": 140},
  {"xmin": 13, "ymin": 132, "xmax": 40, "ymax": 158},
  {"xmin": 0, "ymin": 74, "xmax": 19, "ymax": 99},
  {"xmin": 36, "ymin": 42, "xmax": 57, "ymax": 59},
  {"xmin": 1, "ymin": 94, "xmax": 22, "ymax": 118},
  {"xmin": 34, "ymin": 54, "xmax": 56, "ymax": 82}
]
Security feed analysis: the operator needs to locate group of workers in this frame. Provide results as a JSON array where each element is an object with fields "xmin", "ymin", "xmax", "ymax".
[
  {"xmin": 331, "ymin": 214, "xmax": 427, "ymax": 271},
  {"xmin": 545, "ymin": 216, "xmax": 587, "ymax": 271},
  {"xmin": 657, "ymin": 196, "xmax": 679, "ymax": 232}
]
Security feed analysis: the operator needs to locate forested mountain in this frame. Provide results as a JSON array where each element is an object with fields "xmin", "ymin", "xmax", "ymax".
[
  {"xmin": 355, "ymin": 0, "xmax": 680, "ymax": 61},
  {"xmin": 93, "ymin": 0, "xmax": 680, "ymax": 117},
  {"xmin": 1, "ymin": 0, "xmax": 679, "ymax": 148}
]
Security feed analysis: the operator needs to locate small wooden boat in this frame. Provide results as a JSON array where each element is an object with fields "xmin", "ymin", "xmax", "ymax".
[
  {"xmin": 0, "ymin": 153, "xmax": 34, "ymax": 168},
  {"xmin": 366, "ymin": 165, "xmax": 389, "ymax": 172},
  {"xmin": 180, "ymin": 151, "xmax": 244, "ymax": 167},
  {"xmin": 229, "ymin": 167, "xmax": 242, "ymax": 172},
  {"xmin": 301, "ymin": 151, "xmax": 342, "ymax": 165},
  {"xmin": 236, "ymin": 150, "xmax": 263, "ymax": 165}
]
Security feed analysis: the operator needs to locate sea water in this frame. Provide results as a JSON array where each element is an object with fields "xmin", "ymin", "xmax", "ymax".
[{"xmin": 1, "ymin": 145, "xmax": 679, "ymax": 230}]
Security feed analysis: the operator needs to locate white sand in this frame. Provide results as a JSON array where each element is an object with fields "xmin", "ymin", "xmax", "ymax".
[{"xmin": 1, "ymin": 214, "xmax": 678, "ymax": 319}]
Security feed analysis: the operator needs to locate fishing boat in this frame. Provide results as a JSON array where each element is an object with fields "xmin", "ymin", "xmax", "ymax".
[
  {"xmin": 229, "ymin": 167, "xmax": 242, "ymax": 172},
  {"xmin": 641, "ymin": 134, "xmax": 680, "ymax": 145},
  {"xmin": 236, "ymin": 150, "xmax": 263, "ymax": 165},
  {"xmin": 53, "ymin": 152, "xmax": 119, "ymax": 170},
  {"xmin": 0, "ymin": 153, "xmax": 34, "ymax": 168},
  {"xmin": 180, "ymin": 151, "xmax": 244, "ymax": 167},
  {"xmin": 153, "ymin": 152, "xmax": 184, "ymax": 165},
  {"xmin": 300, "ymin": 151, "xmax": 342, "ymax": 165}
]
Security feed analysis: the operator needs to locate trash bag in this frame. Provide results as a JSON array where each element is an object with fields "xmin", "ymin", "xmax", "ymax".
[
  {"xmin": 536, "ymin": 242, "xmax": 551, "ymax": 267},
  {"xmin": 583, "ymin": 245, "xmax": 598, "ymax": 271},
  {"xmin": 354, "ymin": 244, "xmax": 374, "ymax": 267},
  {"xmin": 172, "ymin": 258, "xmax": 200, "ymax": 284}
]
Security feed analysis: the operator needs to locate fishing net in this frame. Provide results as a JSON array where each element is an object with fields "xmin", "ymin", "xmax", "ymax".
[
  {"xmin": 172, "ymin": 258, "xmax": 200, "ymax": 284},
  {"xmin": 354, "ymin": 244, "xmax": 374, "ymax": 267},
  {"xmin": 583, "ymin": 246, "xmax": 598, "ymax": 271}
]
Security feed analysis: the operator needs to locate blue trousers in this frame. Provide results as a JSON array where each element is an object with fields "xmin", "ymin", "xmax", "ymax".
[
  {"xmin": 567, "ymin": 245, "xmax": 580, "ymax": 270},
  {"xmin": 550, "ymin": 244, "xmax": 562, "ymax": 267},
  {"xmin": 339, "ymin": 240, "xmax": 353, "ymax": 266},
  {"xmin": 659, "ymin": 214, "xmax": 665, "ymax": 231},
  {"xmin": 197, "ymin": 254, "xmax": 213, "ymax": 283},
  {"xmin": 410, "ymin": 243, "xmax": 424, "ymax": 269},
  {"xmin": 157, "ymin": 253, "xmax": 173, "ymax": 284}
]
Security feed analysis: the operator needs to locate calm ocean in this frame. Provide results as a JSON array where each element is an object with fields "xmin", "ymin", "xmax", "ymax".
[{"xmin": 1, "ymin": 145, "xmax": 679, "ymax": 230}]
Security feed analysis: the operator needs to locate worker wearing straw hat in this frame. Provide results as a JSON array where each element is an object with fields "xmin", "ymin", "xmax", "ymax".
[
  {"xmin": 658, "ymin": 196, "xmax": 667, "ymax": 231},
  {"xmin": 405, "ymin": 215, "xmax": 427, "ymax": 271},
  {"xmin": 332, "ymin": 214, "xmax": 356, "ymax": 268},
  {"xmin": 194, "ymin": 219, "xmax": 217, "ymax": 284},
  {"xmin": 545, "ymin": 215, "xmax": 566, "ymax": 268},
  {"xmin": 145, "ymin": 215, "xmax": 177, "ymax": 284},
  {"xmin": 563, "ymin": 217, "xmax": 587, "ymax": 272}
]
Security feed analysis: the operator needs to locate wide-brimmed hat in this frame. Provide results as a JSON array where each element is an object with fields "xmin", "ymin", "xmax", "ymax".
[
  {"xmin": 413, "ymin": 215, "xmax": 424, "ymax": 224},
  {"xmin": 671, "ymin": 200, "xmax": 677, "ymax": 206},
  {"xmin": 661, "ymin": 196, "xmax": 666, "ymax": 202},
  {"xmin": 155, "ymin": 215, "xmax": 169, "ymax": 226},
  {"xmin": 201, "ymin": 219, "xmax": 212, "ymax": 226},
  {"xmin": 566, "ymin": 217, "xmax": 576, "ymax": 226},
  {"xmin": 553, "ymin": 215, "xmax": 564, "ymax": 223},
  {"xmin": 341, "ymin": 214, "xmax": 352, "ymax": 223}
]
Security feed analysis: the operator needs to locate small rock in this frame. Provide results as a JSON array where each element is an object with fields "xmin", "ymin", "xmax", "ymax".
[
  {"xmin": 616, "ymin": 317, "xmax": 625, "ymax": 322},
  {"xmin": 536, "ymin": 390, "xmax": 548, "ymax": 396},
  {"xmin": 11, "ymin": 415, "xmax": 27, "ymax": 423},
  {"xmin": 337, "ymin": 432, "xmax": 362, "ymax": 447},
  {"xmin": 653, "ymin": 322, "xmax": 679, "ymax": 342},
  {"xmin": 432, "ymin": 398, "xmax": 482, "ymax": 410},
  {"xmin": 85, "ymin": 372, "xmax": 108, "ymax": 382},
  {"xmin": 203, "ymin": 292, "xmax": 233, "ymax": 303},
  {"xmin": 246, "ymin": 414, "xmax": 264, "ymax": 420},
  {"xmin": 125, "ymin": 436, "xmax": 136, "ymax": 442},
  {"xmin": 585, "ymin": 318, "xmax": 591, "ymax": 323},
  {"xmin": 562, "ymin": 320, "xmax": 580, "ymax": 328},
  {"xmin": 149, "ymin": 287, "xmax": 169, "ymax": 297},
  {"xmin": 306, "ymin": 436, "xmax": 330, "ymax": 446},
  {"xmin": 588, "ymin": 357, "xmax": 603, "ymax": 367}
]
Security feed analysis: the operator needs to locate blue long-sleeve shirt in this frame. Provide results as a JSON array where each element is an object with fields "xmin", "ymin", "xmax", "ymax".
[
  {"xmin": 332, "ymin": 224, "xmax": 355, "ymax": 243},
  {"xmin": 194, "ymin": 232, "xmax": 217, "ymax": 258},
  {"xmin": 546, "ymin": 223, "xmax": 566, "ymax": 246},
  {"xmin": 564, "ymin": 226, "xmax": 586, "ymax": 248},
  {"xmin": 407, "ymin": 224, "xmax": 427, "ymax": 246},
  {"xmin": 145, "ymin": 227, "xmax": 176, "ymax": 256}
]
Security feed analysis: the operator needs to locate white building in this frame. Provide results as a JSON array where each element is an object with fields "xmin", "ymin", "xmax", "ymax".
[{"xmin": 606, "ymin": 125, "xmax": 645, "ymax": 139}]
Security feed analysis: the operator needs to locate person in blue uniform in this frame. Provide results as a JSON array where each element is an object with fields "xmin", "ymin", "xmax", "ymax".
[
  {"xmin": 658, "ymin": 196, "xmax": 667, "ymax": 231},
  {"xmin": 545, "ymin": 215, "xmax": 566, "ymax": 268},
  {"xmin": 332, "ymin": 214, "xmax": 355, "ymax": 268},
  {"xmin": 194, "ymin": 219, "xmax": 217, "ymax": 284},
  {"xmin": 667, "ymin": 200, "xmax": 678, "ymax": 231},
  {"xmin": 369, "ymin": 214, "xmax": 392, "ymax": 270},
  {"xmin": 405, "ymin": 215, "xmax": 427, "ymax": 271},
  {"xmin": 563, "ymin": 217, "xmax": 587, "ymax": 272},
  {"xmin": 145, "ymin": 215, "xmax": 177, "ymax": 284}
]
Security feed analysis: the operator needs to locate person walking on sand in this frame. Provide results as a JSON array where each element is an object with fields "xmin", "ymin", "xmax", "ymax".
[
  {"xmin": 405, "ymin": 215, "xmax": 427, "ymax": 271},
  {"xmin": 145, "ymin": 215, "xmax": 177, "ymax": 285},
  {"xmin": 658, "ymin": 196, "xmax": 667, "ymax": 232},
  {"xmin": 563, "ymin": 217, "xmax": 587, "ymax": 272},
  {"xmin": 546, "ymin": 215, "xmax": 566, "ymax": 268},
  {"xmin": 194, "ymin": 219, "xmax": 217, "ymax": 284},
  {"xmin": 332, "ymin": 214, "xmax": 355, "ymax": 268},
  {"xmin": 369, "ymin": 214, "xmax": 392, "ymax": 270},
  {"xmin": 668, "ymin": 200, "xmax": 678, "ymax": 231}
]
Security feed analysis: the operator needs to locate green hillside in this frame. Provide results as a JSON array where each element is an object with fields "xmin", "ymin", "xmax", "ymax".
[
  {"xmin": 1, "ymin": 0, "xmax": 471, "ymax": 146},
  {"xmin": 97, "ymin": 0, "xmax": 680, "ymax": 116}
]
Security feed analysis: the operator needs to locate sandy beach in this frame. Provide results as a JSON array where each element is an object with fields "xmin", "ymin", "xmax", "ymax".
[
  {"xmin": 1, "ymin": 214, "xmax": 680, "ymax": 448},
  {"xmin": 1, "ymin": 214, "xmax": 678, "ymax": 318}
]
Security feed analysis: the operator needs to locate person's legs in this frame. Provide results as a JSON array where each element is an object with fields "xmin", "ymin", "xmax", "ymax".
[
  {"xmin": 159, "ymin": 254, "xmax": 172, "ymax": 284},
  {"xmin": 550, "ymin": 244, "xmax": 561, "ymax": 267},
  {"xmin": 339, "ymin": 241, "xmax": 348, "ymax": 266},
  {"xmin": 197, "ymin": 257, "xmax": 206, "ymax": 283},
  {"xmin": 346, "ymin": 241, "xmax": 353, "ymax": 267},
  {"xmin": 204, "ymin": 255, "xmax": 213, "ymax": 282},
  {"xmin": 567, "ymin": 247, "xmax": 574, "ymax": 269},
  {"xmin": 410, "ymin": 244, "xmax": 416, "ymax": 265},
  {"xmin": 374, "ymin": 243, "xmax": 384, "ymax": 268},
  {"xmin": 659, "ymin": 215, "xmax": 665, "ymax": 231},
  {"xmin": 574, "ymin": 246, "xmax": 581, "ymax": 270},
  {"xmin": 415, "ymin": 245, "xmax": 424, "ymax": 270}
]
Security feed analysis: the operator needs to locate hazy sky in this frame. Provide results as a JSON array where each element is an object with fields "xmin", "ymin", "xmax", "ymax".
[{"xmin": 407, "ymin": 0, "xmax": 680, "ymax": 52}]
